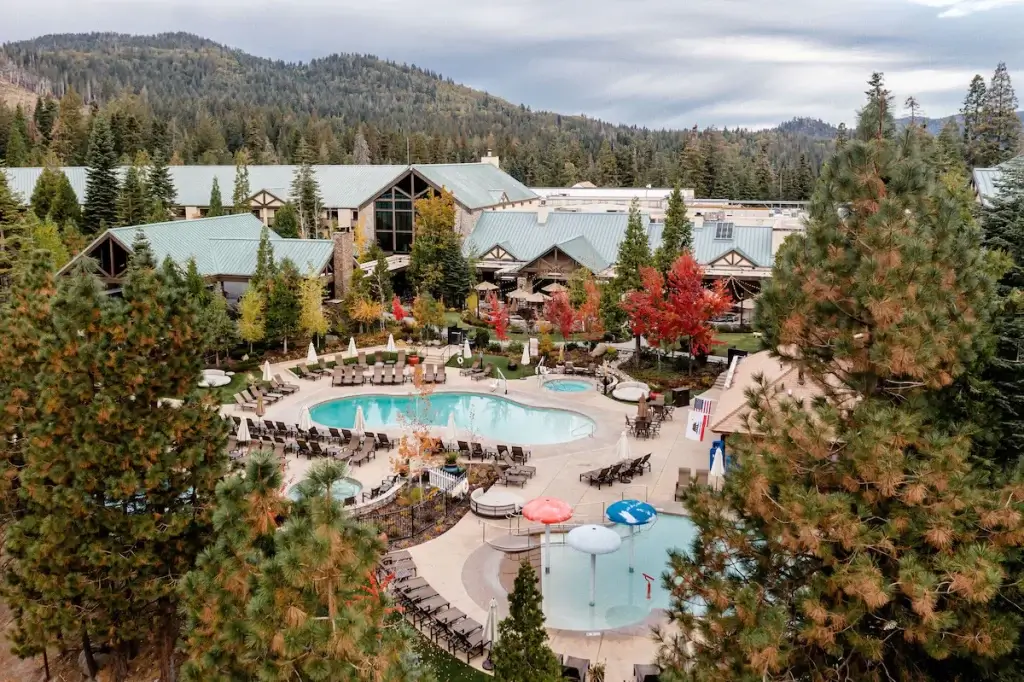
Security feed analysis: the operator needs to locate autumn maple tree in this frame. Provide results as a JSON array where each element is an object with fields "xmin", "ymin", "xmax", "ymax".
[
  {"xmin": 486, "ymin": 290, "xmax": 510, "ymax": 341},
  {"xmin": 391, "ymin": 294, "xmax": 406, "ymax": 322},
  {"xmin": 576, "ymin": 279, "xmax": 604, "ymax": 340},
  {"xmin": 621, "ymin": 266, "xmax": 677, "ymax": 358},
  {"xmin": 543, "ymin": 291, "xmax": 576, "ymax": 341}
]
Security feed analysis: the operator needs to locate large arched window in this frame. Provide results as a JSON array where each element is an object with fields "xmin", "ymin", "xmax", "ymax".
[{"xmin": 374, "ymin": 173, "xmax": 434, "ymax": 253}]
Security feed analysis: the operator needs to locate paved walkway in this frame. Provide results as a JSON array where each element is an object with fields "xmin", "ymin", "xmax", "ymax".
[{"xmin": 222, "ymin": 349, "xmax": 720, "ymax": 681}]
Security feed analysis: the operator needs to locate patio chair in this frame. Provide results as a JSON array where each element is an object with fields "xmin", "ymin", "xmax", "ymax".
[
  {"xmin": 386, "ymin": 366, "xmax": 397, "ymax": 385},
  {"xmin": 421, "ymin": 364, "xmax": 436, "ymax": 384},
  {"xmin": 460, "ymin": 357, "xmax": 481, "ymax": 376},
  {"xmin": 293, "ymin": 365, "xmax": 318, "ymax": 381},
  {"xmin": 251, "ymin": 387, "xmax": 282, "ymax": 405},
  {"xmin": 271, "ymin": 376, "xmax": 299, "ymax": 395},
  {"xmin": 294, "ymin": 440, "xmax": 313, "ymax": 459},
  {"xmin": 344, "ymin": 496, "xmax": 356, "ymax": 507},
  {"xmin": 309, "ymin": 442, "xmax": 329, "ymax": 458},
  {"xmin": 275, "ymin": 421, "xmax": 293, "ymax": 435},
  {"xmin": 370, "ymin": 366, "xmax": 383, "ymax": 385},
  {"xmin": 242, "ymin": 389, "xmax": 274, "ymax": 406},
  {"xmin": 501, "ymin": 454, "xmax": 535, "ymax": 477},
  {"xmin": 562, "ymin": 655, "xmax": 590, "ymax": 681},
  {"xmin": 263, "ymin": 419, "xmax": 278, "ymax": 433},
  {"xmin": 628, "ymin": 453, "xmax": 652, "ymax": 477},
  {"xmin": 332, "ymin": 366, "xmax": 345, "ymax": 387},
  {"xmin": 341, "ymin": 428, "xmax": 353, "ymax": 440},
  {"xmin": 564, "ymin": 361, "xmax": 576, "ymax": 375},
  {"xmin": 375, "ymin": 351, "xmax": 384, "ymax": 365},
  {"xmin": 496, "ymin": 444, "xmax": 511, "ymax": 459},
  {"xmin": 434, "ymin": 366, "xmax": 447, "ymax": 384},
  {"xmin": 581, "ymin": 466, "xmax": 611, "ymax": 486},
  {"xmin": 351, "ymin": 438, "xmax": 376, "ymax": 466},
  {"xmin": 396, "ymin": 349, "xmax": 406, "ymax": 370},
  {"xmin": 328, "ymin": 427, "xmax": 344, "ymax": 444},
  {"xmin": 356, "ymin": 351, "xmax": 367, "ymax": 369},
  {"xmin": 635, "ymin": 664, "xmax": 661, "ymax": 682},
  {"xmin": 499, "ymin": 468, "xmax": 527, "ymax": 487},
  {"xmin": 695, "ymin": 468, "xmax": 710, "ymax": 487},
  {"xmin": 377, "ymin": 433, "xmax": 395, "ymax": 449},
  {"xmin": 449, "ymin": 621, "xmax": 486, "ymax": 663},
  {"xmin": 470, "ymin": 442, "xmax": 493, "ymax": 461},
  {"xmin": 352, "ymin": 366, "xmax": 365, "ymax": 385},
  {"xmin": 233, "ymin": 394, "xmax": 257, "ymax": 412},
  {"xmin": 511, "ymin": 445, "xmax": 531, "ymax": 463},
  {"xmin": 471, "ymin": 363, "xmax": 493, "ymax": 381},
  {"xmin": 457, "ymin": 441, "xmax": 472, "ymax": 459}
]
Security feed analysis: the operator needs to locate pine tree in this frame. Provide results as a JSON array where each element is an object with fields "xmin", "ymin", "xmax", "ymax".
[
  {"xmin": 207, "ymin": 177, "xmax": 224, "ymax": 217},
  {"xmin": 31, "ymin": 164, "xmax": 81, "ymax": 227},
  {"xmin": 237, "ymin": 286, "xmax": 266, "ymax": 353},
  {"xmin": 368, "ymin": 246, "xmax": 394, "ymax": 309},
  {"xmin": 962, "ymin": 74, "xmax": 988, "ymax": 167},
  {"xmin": 491, "ymin": 561, "xmax": 562, "ymax": 682},
  {"xmin": 290, "ymin": 138, "xmax": 323, "ymax": 238},
  {"xmin": 0, "ymin": 170, "xmax": 27, "ymax": 282},
  {"xmin": 794, "ymin": 153, "xmax": 815, "ymax": 200},
  {"xmin": 856, "ymin": 72, "xmax": 896, "ymax": 141},
  {"xmin": 82, "ymin": 116, "xmax": 120, "ymax": 234},
  {"xmin": 977, "ymin": 63, "xmax": 1022, "ymax": 167},
  {"xmin": 51, "ymin": 88, "xmax": 86, "ymax": 164},
  {"xmin": 654, "ymin": 185, "xmax": 692, "ymax": 273},
  {"xmin": 272, "ymin": 202, "xmax": 299, "ymax": 238},
  {"xmin": 596, "ymin": 140, "xmax": 619, "ymax": 186},
  {"xmin": 5, "ymin": 236, "xmax": 229, "ymax": 681},
  {"xmin": 599, "ymin": 281, "xmax": 627, "ymax": 339},
  {"xmin": 614, "ymin": 199, "xmax": 651, "ymax": 293},
  {"xmin": 147, "ymin": 149, "xmax": 177, "ymax": 218},
  {"xmin": 251, "ymin": 225, "xmax": 276, "ymax": 293},
  {"xmin": 199, "ymin": 288, "xmax": 238, "ymax": 366},
  {"xmin": 232, "ymin": 148, "xmax": 251, "ymax": 214},
  {"xmin": 753, "ymin": 141, "xmax": 774, "ymax": 198},
  {"xmin": 184, "ymin": 257, "xmax": 210, "ymax": 307},
  {"xmin": 835, "ymin": 122, "xmax": 849, "ymax": 149},
  {"xmin": 116, "ymin": 163, "xmax": 148, "ymax": 227},
  {"xmin": 665, "ymin": 110, "xmax": 1020, "ymax": 681},
  {"xmin": 5, "ymin": 115, "xmax": 29, "ymax": 166},
  {"xmin": 266, "ymin": 258, "xmax": 300, "ymax": 352},
  {"xmin": 353, "ymin": 128, "xmax": 371, "ymax": 164},
  {"xmin": 936, "ymin": 120, "xmax": 967, "ymax": 175},
  {"xmin": 678, "ymin": 128, "xmax": 706, "ymax": 196}
]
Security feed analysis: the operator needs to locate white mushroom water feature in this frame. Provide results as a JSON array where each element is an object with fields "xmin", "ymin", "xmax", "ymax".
[{"xmin": 567, "ymin": 524, "xmax": 622, "ymax": 607}]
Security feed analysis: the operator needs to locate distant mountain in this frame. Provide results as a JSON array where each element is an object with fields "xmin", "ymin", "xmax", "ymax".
[
  {"xmin": 894, "ymin": 112, "xmax": 1024, "ymax": 136},
  {"xmin": 774, "ymin": 118, "xmax": 840, "ymax": 140}
]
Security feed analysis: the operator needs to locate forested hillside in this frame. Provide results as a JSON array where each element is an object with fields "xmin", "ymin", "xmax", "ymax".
[{"xmin": 0, "ymin": 32, "xmax": 832, "ymax": 199}]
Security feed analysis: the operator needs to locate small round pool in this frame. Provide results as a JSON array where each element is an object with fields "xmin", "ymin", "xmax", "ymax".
[
  {"xmin": 287, "ymin": 477, "xmax": 363, "ymax": 503},
  {"xmin": 544, "ymin": 379, "xmax": 592, "ymax": 393},
  {"xmin": 542, "ymin": 514, "xmax": 697, "ymax": 630},
  {"xmin": 309, "ymin": 392, "xmax": 596, "ymax": 444}
]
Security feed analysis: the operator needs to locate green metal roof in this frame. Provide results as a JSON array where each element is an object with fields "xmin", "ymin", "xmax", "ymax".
[
  {"xmin": 466, "ymin": 211, "xmax": 775, "ymax": 271},
  {"xmin": 413, "ymin": 163, "xmax": 537, "ymax": 210},
  {"xmin": 5, "ymin": 162, "xmax": 537, "ymax": 211},
  {"xmin": 973, "ymin": 156, "xmax": 1024, "ymax": 208},
  {"xmin": 103, "ymin": 214, "xmax": 333, "ymax": 277}
]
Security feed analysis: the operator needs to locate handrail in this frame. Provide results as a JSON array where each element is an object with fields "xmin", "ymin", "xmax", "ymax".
[{"xmin": 570, "ymin": 422, "xmax": 595, "ymax": 438}]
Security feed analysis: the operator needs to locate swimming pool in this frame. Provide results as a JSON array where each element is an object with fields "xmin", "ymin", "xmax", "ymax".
[
  {"xmin": 543, "ymin": 379, "xmax": 592, "ymax": 393},
  {"xmin": 309, "ymin": 392, "xmax": 596, "ymax": 445},
  {"xmin": 287, "ymin": 477, "xmax": 363, "ymax": 503},
  {"xmin": 542, "ymin": 514, "xmax": 696, "ymax": 630}
]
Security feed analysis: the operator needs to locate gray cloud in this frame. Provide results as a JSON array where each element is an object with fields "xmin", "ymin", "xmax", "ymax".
[{"xmin": 2, "ymin": 0, "xmax": 1023, "ymax": 129}]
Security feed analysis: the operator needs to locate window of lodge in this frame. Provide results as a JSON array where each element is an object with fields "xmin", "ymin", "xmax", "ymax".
[{"xmin": 373, "ymin": 173, "xmax": 434, "ymax": 253}]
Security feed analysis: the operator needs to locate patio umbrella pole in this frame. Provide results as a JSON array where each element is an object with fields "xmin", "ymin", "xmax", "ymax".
[
  {"xmin": 545, "ymin": 525, "xmax": 551, "ymax": 574},
  {"xmin": 589, "ymin": 554, "xmax": 596, "ymax": 607},
  {"xmin": 630, "ymin": 526, "xmax": 635, "ymax": 573}
]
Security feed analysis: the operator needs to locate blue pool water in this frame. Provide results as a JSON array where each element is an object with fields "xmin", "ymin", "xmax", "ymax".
[
  {"xmin": 308, "ymin": 392, "xmax": 596, "ymax": 444},
  {"xmin": 542, "ymin": 514, "xmax": 697, "ymax": 630},
  {"xmin": 543, "ymin": 379, "xmax": 592, "ymax": 393},
  {"xmin": 287, "ymin": 477, "xmax": 363, "ymax": 502}
]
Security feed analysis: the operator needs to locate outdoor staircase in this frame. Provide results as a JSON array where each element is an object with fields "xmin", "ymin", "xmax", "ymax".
[
  {"xmin": 420, "ymin": 345, "xmax": 457, "ymax": 370},
  {"xmin": 712, "ymin": 367, "xmax": 731, "ymax": 390}
]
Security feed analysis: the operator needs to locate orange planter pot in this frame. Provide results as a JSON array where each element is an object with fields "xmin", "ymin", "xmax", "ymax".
[{"xmin": 408, "ymin": 356, "xmax": 420, "ymax": 366}]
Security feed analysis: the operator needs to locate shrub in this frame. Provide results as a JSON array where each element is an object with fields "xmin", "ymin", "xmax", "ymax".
[
  {"xmin": 474, "ymin": 328, "xmax": 490, "ymax": 348},
  {"xmin": 564, "ymin": 342, "xmax": 579, "ymax": 351},
  {"xmin": 487, "ymin": 342, "xmax": 502, "ymax": 353},
  {"xmin": 538, "ymin": 335, "xmax": 554, "ymax": 358},
  {"xmin": 508, "ymin": 340, "xmax": 524, "ymax": 355},
  {"xmin": 605, "ymin": 347, "xmax": 619, "ymax": 360}
]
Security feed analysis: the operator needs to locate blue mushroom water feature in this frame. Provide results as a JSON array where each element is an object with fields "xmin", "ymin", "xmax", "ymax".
[{"xmin": 606, "ymin": 499, "xmax": 658, "ymax": 573}]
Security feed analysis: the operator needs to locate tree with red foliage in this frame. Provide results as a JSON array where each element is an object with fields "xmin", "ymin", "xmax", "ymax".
[
  {"xmin": 391, "ymin": 295, "xmax": 406, "ymax": 322},
  {"xmin": 667, "ymin": 252, "xmax": 732, "ymax": 373},
  {"xmin": 486, "ymin": 290, "xmax": 510, "ymax": 341},
  {"xmin": 576, "ymin": 279, "xmax": 604, "ymax": 340},
  {"xmin": 621, "ymin": 267, "xmax": 678, "ymax": 366},
  {"xmin": 544, "ymin": 291, "xmax": 576, "ymax": 341}
]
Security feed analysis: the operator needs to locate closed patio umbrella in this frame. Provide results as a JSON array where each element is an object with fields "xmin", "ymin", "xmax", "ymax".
[
  {"xmin": 385, "ymin": 334, "xmax": 396, "ymax": 353},
  {"xmin": 521, "ymin": 343, "xmax": 530, "ymax": 367},
  {"xmin": 236, "ymin": 418, "xmax": 250, "ymax": 444},
  {"xmin": 710, "ymin": 445, "xmax": 726, "ymax": 490},
  {"xmin": 463, "ymin": 339, "xmax": 472, "ymax": 359},
  {"xmin": 353, "ymin": 406, "xmax": 366, "ymax": 437},
  {"xmin": 255, "ymin": 392, "xmax": 265, "ymax": 418},
  {"xmin": 482, "ymin": 597, "xmax": 499, "ymax": 670},
  {"xmin": 299, "ymin": 406, "xmax": 313, "ymax": 432},
  {"xmin": 306, "ymin": 342, "xmax": 318, "ymax": 366},
  {"xmin": 347, "ymin": 336, "xmax": 357, "ymax": 358},
  {"xmin": 261, "ymin": 360, "xmax": 273, "ymax": 382},
  {"xmin": 446, "ymin": 412, "xmax": 460, "ymax": 446},
  {"xmin": 616, "ymin": 430, "xmax": 631, "ymax": 461}
]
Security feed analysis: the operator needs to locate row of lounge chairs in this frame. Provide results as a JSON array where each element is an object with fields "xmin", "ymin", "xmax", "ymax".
[
  {"xmin": 232, "ymin": 376, "xmax": 300, "ymax": 411},
  {"xmin": 457, "ymin": 442, "xmax": 532, "ymax": 463},
  {"xmin": 458, "ymin": 358, "xmax": 495, "ymax": 382},
  {"xmin": 559, "ymin": 361, "xmax": 600, "ymax": 376},
  {"xmin": 579, "ymin": 454, "xmax": 652, "ymax": 490},
  {"xmin": 674, "ymin": 467, "xmax": 711, "ymax": 500},
  {"xmin": 382, "ymin": 554, "xmax": 488, "ymax": 663},
  {"xmin": 417, "ymin": 364, "xmax": 448, "ymax": 384}
]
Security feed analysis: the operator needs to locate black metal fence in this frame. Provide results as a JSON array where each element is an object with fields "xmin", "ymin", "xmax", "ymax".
[{"xmin": 358, "ymin": 490, "xmax": 469, "ymax": 541}]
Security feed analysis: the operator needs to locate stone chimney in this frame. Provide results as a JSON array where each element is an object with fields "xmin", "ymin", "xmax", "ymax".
[
  {"xmin": 333, "ymin": 230, "xmax": 354, "ymax": 298},
  {"xmin": 481, "ymin": 149, "xmax": 500, "ymax": 168}
]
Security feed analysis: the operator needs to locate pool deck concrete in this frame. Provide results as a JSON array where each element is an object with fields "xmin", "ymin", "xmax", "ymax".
[{"xmin": 223, "ymin": 350, "xmax": 719, "ymax": 681}]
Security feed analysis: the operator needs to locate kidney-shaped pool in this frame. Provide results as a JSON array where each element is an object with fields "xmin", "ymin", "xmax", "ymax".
[{"xmin": 308, "ymin": 392, "xmax": 596, "ymax": 445}]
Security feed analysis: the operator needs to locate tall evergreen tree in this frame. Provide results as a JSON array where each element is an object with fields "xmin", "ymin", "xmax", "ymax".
[
  {"xmin": 936, "ymin": 119, "xmax": 968, "ymax": 175},
  {"xmin": 666, "ymin": 108, "xmax": 1020, "ymax": 681},
  {"xmin": 794, "ymin": 153, "xmax": 815, "ymax": 200},
  {"xmin": 962, "ymin": 74, "xmax": 989, "ymax": 168},
  {"xmin": 30, "ymin": 164, "xmax": 81, "ymax": 228},
  {"xmin": 266, "ymin": 258, "xmax": 300, "ymax": 352},
  {"xmin": 654, "ymin": 185, "xmax": 692, "ymax": 274},
  {"xmin": 116, "ymin": 163, "xmax": 148, "ymax": 226},
  {"xmin": 368, "ymin": 245, "xmax": 394, "ymax": 310},
  {"xmin": 251, "ymin": 225, "xmax": 276, "ymax": 293},
  {"xmin": 207, "ymin": 177, "xmax": 224, "ymax": 217},
  {"xmin": 82, "ymin": 116, "xmax": 119, "ymax": 234},
  {"xmin": 199, "ymin": 288, "xmax": 238, "ymax": 366},
  {"xmin": 614, "ymin": 199, "xmax": 651, "ymax": 293},
  {"xmin": 977, "ymin": 63, "xmax": 1022, "ymax": 167},
  {"xmin": 290, "ymin": 138, "xmax": 323, "ymax": 238},
  {"xmin": 51, "ymin": 88, "xmax": 87, "ymax": 164},
  {"xmin": 753, "ymin": 141, "xmax": 774, "ymax": 198},
  {"xmin": 0, "ymin": 170, "xmax": 27, "ymax": 282},
  {"xmin": 491, "ymin": 561, "xmax": 562, "ymax": 682},
  {"xmin": 5, "ymin": 110, "xmax": 29, "ymax": 167},
  {"xmin": 232, "ymin": 148, "xmax": 251, "ymax": 214},
  {"xmin": 835, "ymin": 122, "xmax": 849, "ymax": 149},
  {"xmin": 147, "ymin": 149, "xmax": 177, "ymax": 218},
  {"xmin": 678, "ymin": 128, "xmax": 706, "ymax": 196},
  {"xmin": 596, "ymin": 139, "xmax": 619, "ymax": 186},
  {"xmin": 4, "ymin": 237, "xmax": 229, "ymax": 681},
  {"xmin": 856, "ymin": 72, "xmax": 896, "ymax": 141},
  {"xmin": 272, "ymin": 201, "xmax": 299, "ymax": 238}
]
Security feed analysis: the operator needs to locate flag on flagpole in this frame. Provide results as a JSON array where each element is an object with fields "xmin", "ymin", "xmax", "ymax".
[
  {"xmin": 693, "ymin": 396, "xmax": 715, "ymax": 414},
  {"xmin": 685, "ymin": 409, "xmax": 709, "ymax": 442}
]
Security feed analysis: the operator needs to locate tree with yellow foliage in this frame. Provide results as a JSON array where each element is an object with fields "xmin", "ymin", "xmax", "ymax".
[{"xmin": 297, "ymin": 272, "xmax": 328, "ymax": 346}]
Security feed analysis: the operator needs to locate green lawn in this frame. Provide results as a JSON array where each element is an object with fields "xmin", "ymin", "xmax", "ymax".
[
  {"xmin": 446, "ymin": 352, "xmax": 535, "ymax": 380},
  {"xmin": 412, "ymin": 632, "xmax": 490, "ymax": 681},
  {"xmin": 444, "ymin": 312, "xmax": 570, "ymax": 343},
  {"xmin": 712, "ymin": 332, "xmax": 764, "ymax": 356},
  {"xmin": 196, "ymin": 371, "xmax": 251, "ymax": 404}
]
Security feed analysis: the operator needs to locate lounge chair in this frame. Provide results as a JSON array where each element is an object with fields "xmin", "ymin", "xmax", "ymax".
[
  {"xmin": 318, "ymin": 358, "xmax": 332, "ymax": 374},
  {"xmin": 386, "ymin": 365, "xmax": 398, "ymax": 385},
  {"xmin": 271, "ymin": 376, "xmax": 299, "ymax": 394},
  {"xmin": 581, "ymin": 466, "xmax": 611, "ymax": 486},
  {"xmin": 370, "ymin": 365, "xmax": 383, "ymax": 385},
  {"xmin": 511, "ymin": 445, "xmax": 531, "ymax": 463},
  {"xmin": 501, "ymin": 454, "xmax": 535, "ymax": 477},
  {"xmin": 695, "ymin": 468, "xmax": 710, "ymax": 487},
  {"xmin": 628, "ymin": 453, "xmax": 652, "ymax": 477},
  {"xmin": 293, "ymin": 365, "xmax": 318, "ymax": 381},
  {"xmin": 233, "ymin": 393, "xmax": 257, "ymax": 412},
  {"xmin": 258, "ymin": 385, "xmax": 285, "ymax": 400},
  {"xmin": 460, "ymin": 357, "xmax": 481, "ymax": 376},
  {"xmin": 635, "ymin": 664, "xmax": 661, "ymax": 682},
  {"xmin": 377, "ymin": 433, "xmax": 394, "ymax": 450},
  {"xmin": 471, "ymin": 363, "xmax": 493, "ymax": 382},
  {"xmin": 434, "ymin": 366, "xmax": 447, "ymax": 384},
  {"xmin": 242, "ymin": 389, "xmax": 275, "ymax": 406},
  {"xmin": 562, "ymin": 655, "xmax": 590, "ymax": 681},
  {"xmin": 499, "ymin": 468, "xmax": 527, "ymax": 487},
  {"xmin": 396, "ymin": 349, "xmax": 406, "ymax": 370},
  {"xmin": 357, "ymin": 351, "xmax": 368, "ymax": 369},
  {"xmin": 457, "ymin": 441, "xmax": 472, "ymax": 460},
  {"xmin": 470, "ymin": 442, "xmax": 493, "ymax": 460},
  {"xmin": 421, "ymin": 364, "xmax": 435, "ymax": 384},
  {"xmin": 332, "ymin": 366, "xmax": 345, "ymax": 386},
  {"xmin": 375, "ymin": 351, "xmax": 384, "ymax": 365},
  {"xmin": 350, "ymin": 438, "xmax": 376, "ymax": 466},
  {"xmin": 275, "ymin": 421, "xmax": 292, "ymax": 435},
  {"xmin": 351, "ymin": 366, "xmax": 365, "ymax": 385}
]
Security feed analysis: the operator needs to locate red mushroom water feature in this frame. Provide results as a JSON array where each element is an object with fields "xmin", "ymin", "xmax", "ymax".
[{"xmin": 522, "ymin": 496, "xmax": 573, "ymax": 575}]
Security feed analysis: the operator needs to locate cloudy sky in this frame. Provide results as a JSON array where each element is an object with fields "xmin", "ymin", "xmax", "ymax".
[{"xmin": 3, "ymin": 0, "xmax": 1023, "ymax": 129}]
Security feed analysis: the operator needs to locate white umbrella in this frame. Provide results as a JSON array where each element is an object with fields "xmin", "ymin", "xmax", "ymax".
[
  {"xmin": 385, "ymin": 334, "xmax": 396, "ymax": 353},
  {"xmin": 567, "ymin": 524, "xmax": 622, "ymax": 607},
  {"xmin": 261, "ymin": 360, "xmax": 273, "ymax": 382},
  {"xmin": 298, "ymin": 406, "xmax": 313, "ymax": 432},
  {"xmin": 306, "ymin": 342, "xmax": 318, "ymax": 366},
  {"xmin": 347, "ymin": 336, "xmax": 357, "ymax": 359},
  {"xmin": 710, "ymin": 445, "xmax": 726, "ymax": 489},
  {"xmin": 353, "ymin": 406, "xmax": 366, "ymax": 437},
  {"xmin": 482, "ymin": 597, "xmax": 499, "ymax": 670},
  {"xmin": 521, "ymin": 343, "xmax": 530, "ymax": 367},
  {"xmin": 446, "ymin": 412, "xmax": 460, "ymax": 447},
  {"xmin": 236, "ymin": 418, "xmax": 251, "ymax": 443},
  {"xmin": 616, "ymin": 430, "xmax": 632, "ymax": 461},
  {"xmin": 463, "ymin": 339, "xmax": 472, "ymax": 359}
]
